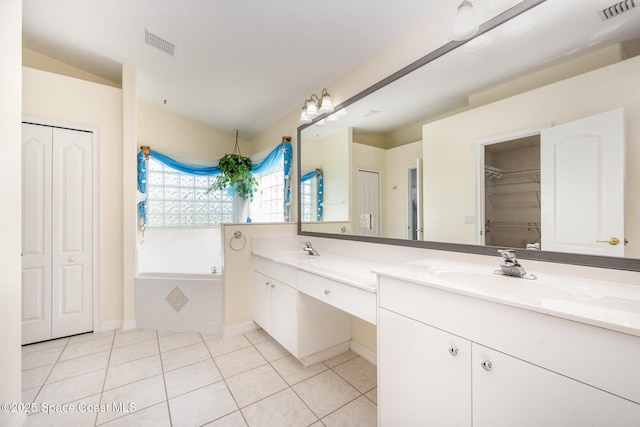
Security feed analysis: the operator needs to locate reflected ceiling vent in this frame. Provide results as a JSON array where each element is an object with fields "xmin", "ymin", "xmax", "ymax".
[
  {"xmin": 600, "ymin": 0, "xmax": 636, "ymax": 20},
  {"xmin": 145, "ymin": 28, "xmax": 175, "ymax": 56}
]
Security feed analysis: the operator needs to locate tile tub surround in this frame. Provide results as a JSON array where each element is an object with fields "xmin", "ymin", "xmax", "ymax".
[
  {"xmin": 135, "ymin": 274, "xmax": 222, "ymax": 334},
  {"xmin": 21, "ymin": 329, "xmax": 377, "ymax": 426}
]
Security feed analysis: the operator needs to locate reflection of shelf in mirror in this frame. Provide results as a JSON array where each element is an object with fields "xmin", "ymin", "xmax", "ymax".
[
  {"xmin": 487, "ymin": 169, "xmax": 540, "ymax": 186},
  {"xmin": 487, "ymin": 189, "xmax": 540, "ymax": 197},
  {"xmin": 486, "ymin": 221, "xmax": 541, "ymax": 236}
]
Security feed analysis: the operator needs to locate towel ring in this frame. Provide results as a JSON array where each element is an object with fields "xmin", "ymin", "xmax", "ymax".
[{"xmin": 230, "ymin": 230, "xmax": 247, "ymax": 252}]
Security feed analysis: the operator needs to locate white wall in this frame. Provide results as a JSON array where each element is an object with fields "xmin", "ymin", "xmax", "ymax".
[
  {"xmin": 0, "ymin": 1, "xmax": 23, "ymax": 425},
  {"xmin": 423, "ymin": 56, "xmax": 640, "ymax": 257}
]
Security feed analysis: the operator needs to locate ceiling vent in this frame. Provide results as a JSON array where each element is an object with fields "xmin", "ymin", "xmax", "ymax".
[
  {"xmin": 600, "ymin": 0, "xmax": 636, "ymax": 20},
  {"xmin": 145, "ymin": 29, "xmax": 175, "ymax": 56}
]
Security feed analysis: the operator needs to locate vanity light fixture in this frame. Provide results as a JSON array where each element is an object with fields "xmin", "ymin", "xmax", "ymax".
[
  {"xmin": 451, "ymin": 0, "xmax": 480, "ymax": 41},
  {"xmin": 298, "ymin": 88, "xmax": 334, "ymax": 123}
]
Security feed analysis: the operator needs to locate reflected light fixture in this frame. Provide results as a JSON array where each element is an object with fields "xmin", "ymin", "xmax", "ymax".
[
  {"xmin": 298, "ymin": 88, "xmax": 334, "ymax": 123},
  {"xmin": 451, "ymin": 0, "xmax": 479, "ymax": 41}
]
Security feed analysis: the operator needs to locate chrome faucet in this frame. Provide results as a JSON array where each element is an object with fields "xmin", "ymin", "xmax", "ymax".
[
  {"xmin": 302, "ymin": 241, "xmax": 319, "ymax": 256},
  {"xmin": 494, "ymin": 249, "xmax": 536, "ymax": 280}
]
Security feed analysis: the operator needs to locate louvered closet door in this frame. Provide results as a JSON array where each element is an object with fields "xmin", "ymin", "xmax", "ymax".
[{"xmin": 22, "ymin": 123, "xmax": 94, "ymax": 344}]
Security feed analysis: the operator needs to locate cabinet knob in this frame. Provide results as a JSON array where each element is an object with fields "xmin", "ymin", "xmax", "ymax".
[
  {"xmin": 324, "ymin": 289, "xmax": 330, "ymax": 295},
  {"xmin": 481, "ymin": 360, "xmax": 493, "ymax": 372},
  {"xmin": 265, "ymin": 281, "xmax": 270, "ymax": 286},
  {"xmin": 448, "ymin": 346, "xmax": 458, "ymax": 356},
  {"xmin": 69, "ymin": 256, "xmax": 75, "ymax": 262},
  {"xmin": 271, "ymin": 284, "xmax": 275, "ymax": 288}
]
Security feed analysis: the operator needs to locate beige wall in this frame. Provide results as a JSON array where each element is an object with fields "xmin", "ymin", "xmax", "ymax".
[
  {"xmin": 137, "ymin": 102, "xmax": 238, "ymax": 162},
  {"xmin": 423, "ymin": 56, "xmax": 640, "ymax": 257},
  {"xmin": 222, "ymin": 223, "xmax": 297, "ymax": 327},
  {"xmin": 0, "ymin": 1, "xmax": 24, "ymax": 425},
  {"xmin": 23, "ymin": 67, "xmax": 125, "ymax": 327}
]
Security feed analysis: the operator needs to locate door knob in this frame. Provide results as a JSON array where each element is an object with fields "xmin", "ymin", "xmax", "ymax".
[{"xmin": 596, "ymin": 237, "xmax": 620, "ymax": 245}]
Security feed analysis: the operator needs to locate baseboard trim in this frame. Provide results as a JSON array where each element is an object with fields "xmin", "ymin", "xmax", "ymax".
[
  {"xmin": 350, "ymin": 340, "xmax": 377, "ymax": 366},
  {"xmin": 121, "ymin": 319, "xmax": 137, "ymax": 332},
  {"xmin": 100, "ymin": 319, "xmax": 122, "ymax": 332},
  {"xmin": 223, "ymin": 321, "xmax": 259, "ymax": 337}
]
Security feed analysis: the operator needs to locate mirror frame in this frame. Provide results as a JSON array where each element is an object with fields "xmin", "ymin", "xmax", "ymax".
[{"xmin": 297, "ymin": 0, "xmax": 640, "ymax": 272}]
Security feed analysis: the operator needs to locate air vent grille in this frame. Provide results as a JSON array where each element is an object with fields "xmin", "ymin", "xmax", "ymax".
[
  {"xmin": 145, "ymin": 29, "xmax": 175, "ymax": 56},
  {"xmin": 601, "ymin": 0, "xmax": 636, "ymax": 20}
]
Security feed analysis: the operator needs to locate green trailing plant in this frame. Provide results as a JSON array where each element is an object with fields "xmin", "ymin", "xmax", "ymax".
[{"xmin": 208, "ymin": 131, "xmax": 258, "ymax": 199}]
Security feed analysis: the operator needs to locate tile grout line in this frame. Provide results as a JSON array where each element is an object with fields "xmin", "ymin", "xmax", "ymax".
[
  {"xmin": 93, "ymin": 330, "xmax": 117, "ymax": 426},
  {"xmin": 157, "ymin": 329, "xmax": 174, "ymax": 427}
]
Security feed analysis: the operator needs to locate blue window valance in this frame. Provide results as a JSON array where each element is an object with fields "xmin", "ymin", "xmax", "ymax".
[{"xmin": 137, "ymin": 139, "xmax": 293, "ymax": 230}]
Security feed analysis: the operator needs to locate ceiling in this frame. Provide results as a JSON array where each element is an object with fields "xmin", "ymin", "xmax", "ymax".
[
  {"xmin": 22, "ymin": 0, "xmax": 450, "ymax": 139},
  {"xmin": 302, "ymin": 0, "xmax": 640, "ymax": 142}
]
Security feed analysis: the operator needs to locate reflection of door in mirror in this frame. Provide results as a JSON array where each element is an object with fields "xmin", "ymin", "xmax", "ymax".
[
  {"xmin": 407, "ymin": 158, "xmax": 424, "ymax": 240},
  {"xmin": 356, "ymin": 169, "xmax": 381, "ymax": 237},
  {"xmin": 540, "ymin": 108, "xmax": 625, "ymax": 257},
  {"xmin": 482, "ymin": 136, "xmax": 541, "ymax": 250},
  {"xmin": 477, "ymin": 109, "xmax": 625, "ymax": 256}
]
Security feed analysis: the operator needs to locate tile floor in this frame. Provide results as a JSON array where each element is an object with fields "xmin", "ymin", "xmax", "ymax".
[{"xmin": 21, "ymin": 328, "xmax": 377, "ymax": 426}]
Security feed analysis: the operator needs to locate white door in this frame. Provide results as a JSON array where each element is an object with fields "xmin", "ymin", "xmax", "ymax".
[
  {"xmin": 541, "ymin": 108, "xmax": 625, "ymax": 256},
  {"xmin": 22, "ymin": 124, "xmax": 53, "ymax": 344},
  {"xmin": 416, "ymin": 158, "xmax": 424, "ymax": 240},
  {"xmin": 22, "ymin": 123, "xmax": 94, "ymax": 344},
  {"xmin": 355, "ymin": 169, "xmax": 381, "ymax": 237}
]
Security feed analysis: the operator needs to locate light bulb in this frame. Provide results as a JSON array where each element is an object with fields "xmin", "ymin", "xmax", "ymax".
[{"xmin": 451, "ymin": 0, "xmax": 479, "ymax": 41}]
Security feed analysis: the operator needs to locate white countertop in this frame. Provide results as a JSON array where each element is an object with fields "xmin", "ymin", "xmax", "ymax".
[
  {"xmin": 375, "ymin": 258, "xmax": 640, "ymax": 337},
  {"xmin": 252, "ymin": 250, "xmax": 380, "ymax": 292}
]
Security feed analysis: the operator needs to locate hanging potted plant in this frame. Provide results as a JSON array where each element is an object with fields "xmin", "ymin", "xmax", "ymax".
[{"xmin": 208, "ymin": 130, "xmax": 258, "ymax": 199}]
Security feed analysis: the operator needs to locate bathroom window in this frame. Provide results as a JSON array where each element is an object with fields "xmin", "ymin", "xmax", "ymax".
[
  {"xmin": 300, "ymin": 178, "xmax": 317, "ymax": 222},
  {"xmin": 145, "ymin": 158, "xmax": 286, "ymax": 227},
  {"xmin": 251, "ymin": 164, "xmax": 286, "ymax": 222},
  {"xmin": 146, "ymin": 158, "xmax": 233, "ymax": 227}
]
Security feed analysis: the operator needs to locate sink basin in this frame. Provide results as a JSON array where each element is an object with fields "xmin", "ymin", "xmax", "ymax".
[
  {"xmin": 272, "ymin": 251, "xmax": 379, "ymax": 290},
  {"xmin": 429, "ymin": 270, "xmax": 581, "ymax": 302}
]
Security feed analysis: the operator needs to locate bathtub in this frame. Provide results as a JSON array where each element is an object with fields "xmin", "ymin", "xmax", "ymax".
[{"xmin": 135, "ymin": 272, "xmax": 222, "ymax": 335}]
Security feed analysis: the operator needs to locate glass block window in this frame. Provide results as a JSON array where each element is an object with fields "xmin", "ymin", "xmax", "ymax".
[
  {"xmin": 300, "ymin": 178, "xmax": 318, "ymax": 222},
  {"xmin": 146, "ymin": 158, "xmax": 233, "ymax": 227},
  {"xmin": 252, "ymin": 164, "xmax": 285, "ymax": 222}
]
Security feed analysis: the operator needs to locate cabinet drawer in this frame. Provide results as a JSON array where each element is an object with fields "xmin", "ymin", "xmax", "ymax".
[
  {"xmin": 379, "ymin": 275, "xmax": 640, "ymax": 404},
  {"xmin": 252, "ymin": 256, "xmax": 297, "ymax": 287},
  {"xmin": 298, "ymin": 270, "xmax": 376, "ymax": 324}
]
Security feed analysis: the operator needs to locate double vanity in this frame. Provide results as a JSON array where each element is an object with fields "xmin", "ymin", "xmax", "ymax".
[{"xmin": 251, "ymin": 237, "xmax": 640, "ymax": 426}]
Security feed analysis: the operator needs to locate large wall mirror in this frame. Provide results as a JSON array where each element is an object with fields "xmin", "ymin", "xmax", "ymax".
[{"xmin": 298, "ymin": 0, "xmax": 640, "ymax": 270}]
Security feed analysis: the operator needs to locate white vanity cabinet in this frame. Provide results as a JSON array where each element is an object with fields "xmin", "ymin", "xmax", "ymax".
[
  {"xmin": 252, "ymin": 256, "xmax": 352, "ymax": 366},
  {"xmin": 252, "ymin": 270, "xmax": 298, "ymax": 353},
  {"xmin": 378, "ymin": 308, "xmax": 471, "ymax": 426},
  {"xmin": 378, "ymin": 275, "xmax": 640, "ymax": 427}
]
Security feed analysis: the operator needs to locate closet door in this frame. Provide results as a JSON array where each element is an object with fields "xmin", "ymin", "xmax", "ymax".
[
  {"xmin": 22, "ymin": 124, "xmax": 53, "ymax": 344},
  {"xmin": 21, "ymin": 123, "xmax": 94, "ymax": 344},
  {"xmin": 51, "ymin": 127, "xmax": 93, "ymax": 339}
]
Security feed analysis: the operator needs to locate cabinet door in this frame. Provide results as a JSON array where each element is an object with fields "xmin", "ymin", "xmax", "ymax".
[
  {"xmin": 472, "ymin": 344, "xmax": 640, "ymax": 427},
  {"xmin": 271, "ymin": 280, "xmax": 298, "ymax": 355},
  {"xmin": 379, "ymin": 308, "xmax": 472, "ymax": 427},
  {"xmin": 252, "ymin": 271, "xmax": 272, "ymax": 333}
]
